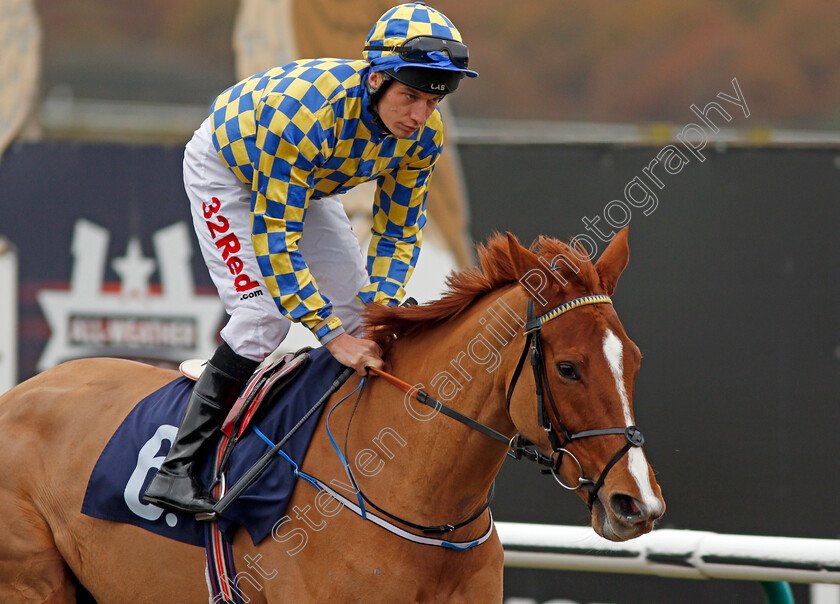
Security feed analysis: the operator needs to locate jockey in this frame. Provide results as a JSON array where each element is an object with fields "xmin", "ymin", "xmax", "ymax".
[{"xmin": 144, "ymin": 2, "xmax": 477, "ymax": 514}]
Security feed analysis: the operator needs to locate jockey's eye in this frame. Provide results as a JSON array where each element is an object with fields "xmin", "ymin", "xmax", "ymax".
[{"xmin": 556, "ymin": 362, "xmax": 580, "ymax": 381}]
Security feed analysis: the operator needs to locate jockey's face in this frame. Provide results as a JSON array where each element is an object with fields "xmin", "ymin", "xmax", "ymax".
[{"xmin": 369, "ymin": 72, "xmax": 444, "ymax": 138}]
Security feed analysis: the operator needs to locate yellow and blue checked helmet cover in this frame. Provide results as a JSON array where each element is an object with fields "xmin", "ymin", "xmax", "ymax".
[{"xmin": 363, "ymin": 2, "xmax": 464, "ymax": 63}]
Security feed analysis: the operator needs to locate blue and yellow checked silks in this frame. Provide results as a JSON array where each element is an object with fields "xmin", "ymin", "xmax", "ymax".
[{"xmin": 209, "ymin": 58, "xmax": 443, "ymax": 340}]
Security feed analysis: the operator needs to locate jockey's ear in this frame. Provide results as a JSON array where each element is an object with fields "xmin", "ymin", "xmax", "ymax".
[{"xmin": 595, "ymin": 227, "xmax": 630, "ymax": 296}]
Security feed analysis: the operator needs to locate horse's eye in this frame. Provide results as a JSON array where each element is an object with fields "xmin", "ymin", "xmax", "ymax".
[{"xmin": 557, "ymin": 362, "xmax": 580, "ymax": 380}]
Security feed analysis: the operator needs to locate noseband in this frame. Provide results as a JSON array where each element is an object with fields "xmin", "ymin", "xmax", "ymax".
[{"xmin": 504, "ymin": 296, "xmax": 645, "ymax": 508}]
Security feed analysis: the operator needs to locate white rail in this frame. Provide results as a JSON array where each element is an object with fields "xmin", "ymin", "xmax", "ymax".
[{"xmin": 497, "ymin": 522, "xmax": 840, "ymax": 585}]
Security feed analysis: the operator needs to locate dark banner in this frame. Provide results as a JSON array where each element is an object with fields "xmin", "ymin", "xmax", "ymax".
[
  {"xmin": 0, "ymin": 141, "xmax": 225, "ymax": 384},
  {"xmin": 457, "ymin": 142, "xmax": 840, "ymax": 603},
  {"xmin": 1, "ymin": 140, "xmax": 838, "ymax": 603}
]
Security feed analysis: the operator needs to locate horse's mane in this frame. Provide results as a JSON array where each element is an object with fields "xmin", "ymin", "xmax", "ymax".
[{"xmin": 366, "ymin": 233, "xmax": 601, "ymax": 347}]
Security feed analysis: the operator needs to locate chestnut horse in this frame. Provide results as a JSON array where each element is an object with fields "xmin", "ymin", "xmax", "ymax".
[{"xmin": 0, "ymin": 228, "xmax": 663, "ymax": 603}]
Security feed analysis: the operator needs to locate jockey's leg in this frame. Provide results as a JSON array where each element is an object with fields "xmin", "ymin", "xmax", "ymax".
[
  {"xmin": 180, "ymin": 115, "xmax": 293, "ymax": 362},
  {"xmin": 143, "ymin": 342, "xmax": 257, "ymax": 513},
  {"xmin": 143, "ymin": 117, "xmax": 275, "ymax": 513}
]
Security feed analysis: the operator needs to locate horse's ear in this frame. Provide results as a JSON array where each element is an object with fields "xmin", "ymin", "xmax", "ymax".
[
  {"xmin": 506, "ymin": 232, "xmax": 538, "ymax": 276},
  {"xmin": 506, "ymin": 232, "xmax": 525, "ymax": 274},
  {"xmin": 595, "ymin": 227, "xmax": 629, "ymax": 295}
]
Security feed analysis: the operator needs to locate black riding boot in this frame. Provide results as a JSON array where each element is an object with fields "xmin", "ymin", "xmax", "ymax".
[{"xmin": 143, "ymin": 342, "xmax": 258, "ymax": 514}]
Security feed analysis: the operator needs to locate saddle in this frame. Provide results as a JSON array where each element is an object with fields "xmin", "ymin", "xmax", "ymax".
[{"xmin": 181, "ymin": 348, "xmax": 313, "ymax": 473}]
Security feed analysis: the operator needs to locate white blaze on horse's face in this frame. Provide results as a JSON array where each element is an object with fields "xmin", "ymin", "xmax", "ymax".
[{"xmin": 602, "ymin": 329, "xmax": 662, "ymax": 517}]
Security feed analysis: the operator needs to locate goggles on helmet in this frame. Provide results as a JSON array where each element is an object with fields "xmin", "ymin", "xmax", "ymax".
[{"xmin": 365, "ymin": 35, "xmax": 470, "ymax": 70}]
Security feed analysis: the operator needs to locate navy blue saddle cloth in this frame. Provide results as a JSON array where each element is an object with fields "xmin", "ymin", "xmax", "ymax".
[{"xmin": 81, "ymin": 346, "xmax": 344, "ymax": 546}]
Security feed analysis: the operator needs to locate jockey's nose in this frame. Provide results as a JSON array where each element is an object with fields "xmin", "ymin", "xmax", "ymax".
[{"xmin": 410, "ymin": 101, "xmax": 427, "ymax": 125}]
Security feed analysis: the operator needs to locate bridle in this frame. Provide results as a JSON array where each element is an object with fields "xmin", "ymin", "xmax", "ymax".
[
  {"xmin": 504, "ymin": 295, "xmax": 645, "ymax": 508},
  {"xmin": 357, "ymin": 293, "xmax": 646, "ymax": 536}
]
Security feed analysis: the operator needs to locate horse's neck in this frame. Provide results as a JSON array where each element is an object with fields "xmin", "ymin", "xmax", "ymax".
[{"xmin": 354, "ymin": 286, "xmax": 527, "ymax": 535}]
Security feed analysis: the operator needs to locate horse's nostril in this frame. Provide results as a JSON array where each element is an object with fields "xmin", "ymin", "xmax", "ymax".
[{"xmin": 610, "ymin": 493, "xmax": 647, "ymax": 522}]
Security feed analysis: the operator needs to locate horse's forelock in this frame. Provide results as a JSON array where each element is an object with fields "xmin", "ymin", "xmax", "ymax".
[{"xmin": 529, "ymin": 236, "xmax": 601, "ymax": 295}]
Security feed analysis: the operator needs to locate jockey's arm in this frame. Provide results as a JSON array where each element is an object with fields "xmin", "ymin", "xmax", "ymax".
[
  {"xmin": 251, "ymin": 98, "xmax": 386, "ymax": 374},
  {"xmin": 357, "ymin": 140, "xmax": 440, "ymax": 308},
  {"xmin": 326, "ymin": 156, "xmax": 439, "ymax": 376},
  {"xmin": 251, "ymin": 99, "xmax": 348, "ymax": 344}
]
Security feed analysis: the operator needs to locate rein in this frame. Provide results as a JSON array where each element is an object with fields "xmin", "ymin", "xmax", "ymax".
[{"xmin": 335, "ymin": 373, "xmax": 496, "ymax": 535}]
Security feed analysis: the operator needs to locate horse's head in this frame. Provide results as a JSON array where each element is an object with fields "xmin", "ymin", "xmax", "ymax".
[{"xmin": 505, "ymin": 228, "xmax": 665, "ymax": 541}]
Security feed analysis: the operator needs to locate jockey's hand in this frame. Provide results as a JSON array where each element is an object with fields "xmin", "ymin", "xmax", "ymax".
[{"xmin": 324, "ymin": 332, "xmax": 384, "ymax": 376}]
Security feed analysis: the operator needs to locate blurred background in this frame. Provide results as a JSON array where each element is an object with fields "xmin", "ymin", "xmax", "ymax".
[
  {"xmin": 2, "ymin": 1, "xmax": 840, "ymax": 602},
  {"xmin": 28, "ymin": 0, "xmax": 840, "ymax": 138}
]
